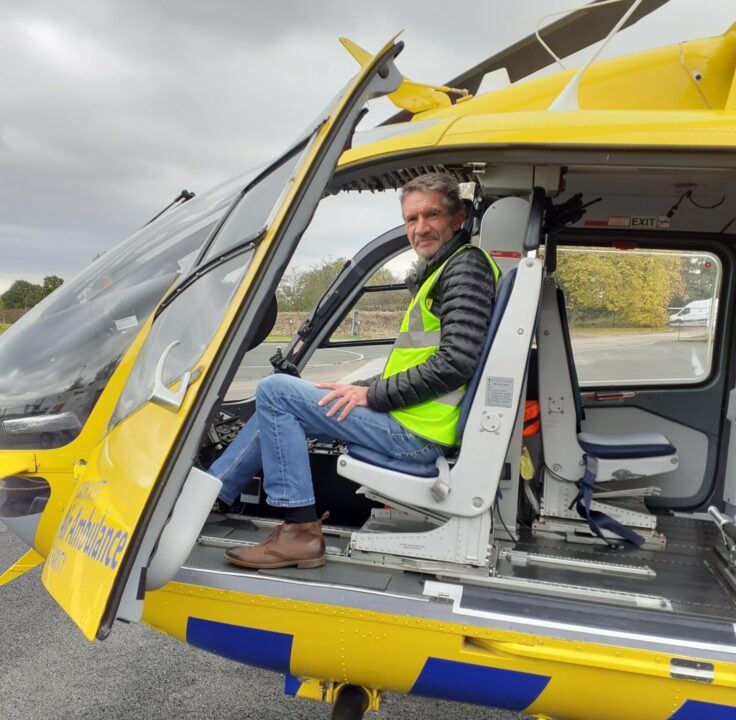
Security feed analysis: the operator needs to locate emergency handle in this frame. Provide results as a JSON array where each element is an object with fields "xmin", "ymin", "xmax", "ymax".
[{"xmin": 149, "ymin": 341, "xmax": 192, "ymax": 410}]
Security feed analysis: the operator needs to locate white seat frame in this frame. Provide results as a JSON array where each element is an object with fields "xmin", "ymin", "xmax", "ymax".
[
  {"xmin": 536, "ymin": 273, "xmax": 679, "ymax": 537},
  {"xmin": 337, "ymin": 257, "xmax": 543, "ymax": 566}
]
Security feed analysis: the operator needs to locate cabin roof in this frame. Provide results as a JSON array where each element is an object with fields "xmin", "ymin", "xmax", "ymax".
[{"xmin": 338, "ymin": 26, "xmax": 736, "ymax": 169}]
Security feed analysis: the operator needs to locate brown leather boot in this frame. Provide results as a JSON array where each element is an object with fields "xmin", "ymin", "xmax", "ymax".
[{"xmin": 224, "ymin": 513, "xmax": 328, "ymax": 569}]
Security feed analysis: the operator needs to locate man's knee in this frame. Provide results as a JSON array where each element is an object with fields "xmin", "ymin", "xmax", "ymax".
[{"xmin": 256, "ymin": 373, "xmax": 300, "ymax": 407}]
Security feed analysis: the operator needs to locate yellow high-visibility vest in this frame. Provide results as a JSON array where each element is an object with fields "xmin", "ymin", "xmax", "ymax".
[{"xmin": 384, "ymin": 245, "xmax": 500, "ymax": 447}]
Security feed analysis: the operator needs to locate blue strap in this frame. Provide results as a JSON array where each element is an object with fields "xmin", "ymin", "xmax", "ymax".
[{"xmin": 572, "ymin": 462, "xmax": 645, "ymax": 547}]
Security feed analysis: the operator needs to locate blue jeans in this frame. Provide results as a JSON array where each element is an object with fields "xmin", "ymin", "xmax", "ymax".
[{"xmin": 208, "ymin": 374, "xmax": 442, "ymax": 507}]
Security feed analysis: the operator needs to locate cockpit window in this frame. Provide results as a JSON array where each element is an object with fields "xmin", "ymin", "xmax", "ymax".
[
  {"xmin": 200, "ymin": 144, "xmax": 308, "ymax": 262},
  {"xmin": 0, "ymin": 175, "xmax": 245, "ymax": 450}
]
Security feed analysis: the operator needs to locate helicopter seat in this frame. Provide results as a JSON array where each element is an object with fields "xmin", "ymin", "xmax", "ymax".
[
  {"xmin": 536, "ymin": 271, "xmax": 679, "ymax": 548},
  {"xmin": 343, "ymin": 269, "xmax": 521, "ymax": 484},
  {"xmin": 477, "ymin": 195, "xmax": 530, "ymax": 277},
  {"xmin": 337, "ymin": 248, "xmax": 543, "ymax": 567},
  {"xmin": 341, "ymin": 270, "xmax": 520, "ymax": 497}
]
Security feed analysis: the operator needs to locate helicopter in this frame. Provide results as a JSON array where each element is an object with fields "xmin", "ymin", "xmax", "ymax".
[{"xmin": 2, "ymin": 0, "xmax": 736, "ymax": 718}]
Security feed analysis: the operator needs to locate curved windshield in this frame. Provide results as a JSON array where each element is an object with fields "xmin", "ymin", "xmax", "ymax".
[
  {"xmin": 110, "ymin": 130, "xmax": 331, "ymax": 427},
  {"xmin": 0, "ymin": 174, "xmax": 248, "ymax": 450}
]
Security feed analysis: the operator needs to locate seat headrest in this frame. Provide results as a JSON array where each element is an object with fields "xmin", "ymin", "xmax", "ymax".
[{"xmin": 478, "ymin": 197, "xmax": 529, "ymax": 277}]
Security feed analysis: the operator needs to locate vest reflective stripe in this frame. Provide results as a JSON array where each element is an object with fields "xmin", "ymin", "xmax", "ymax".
[
  {"xmin": 407, "ymin": 301, "xmax": 424, "ymax": 332},
  {"xmin": 436, "ymin": 387, "xmax": 465, "ymax": 407},
  {"xmin": 384, "ymin": 244, "xmax": 500, "ymax": 446},
  {"xmin": 392, "ymin": 330, "xmax": 442, "ymax": 349}
]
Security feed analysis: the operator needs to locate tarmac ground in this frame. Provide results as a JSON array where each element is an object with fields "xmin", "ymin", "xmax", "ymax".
[{"xmin": 0, "ymin": 523, "xmax": 527, "ymax": 720}]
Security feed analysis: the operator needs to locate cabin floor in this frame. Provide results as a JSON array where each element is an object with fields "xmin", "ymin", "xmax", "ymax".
[
  {"xmin": 507, "ymin": 515, "xmax": 736, "ymax": 617},
  {"xmin": 191, "ymin": 511, "xmax": 736, "ymax": 632},
  {"xmin": 193, "ymin": 513, "xmax": 425, "ymax": 596}
]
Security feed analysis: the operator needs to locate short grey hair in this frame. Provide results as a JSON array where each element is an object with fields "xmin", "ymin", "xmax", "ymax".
[{"xmin": 400, "ymin": 173, "xmax": 464, "ymax": 216}]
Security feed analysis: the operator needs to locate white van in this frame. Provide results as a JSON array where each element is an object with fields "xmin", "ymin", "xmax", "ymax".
[{"xmin": 668, "ymin": 298, "xmax": 714, "ymax": 325}]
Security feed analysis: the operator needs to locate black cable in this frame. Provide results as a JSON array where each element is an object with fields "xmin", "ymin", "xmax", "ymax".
[
  {"xmin": 495, "ymin": 503, "xmax": 514, "ymax": 542},
  {"xmin": 666, "ymin": 189, "xmax": 725, "ymax": 220},
  {"xmin": 543, "ymin": 194, "xmax": 601, "ymax": 237},
  {"xmin": 689, "ymin": 193, "xmax": 725, "ymax": 210}
]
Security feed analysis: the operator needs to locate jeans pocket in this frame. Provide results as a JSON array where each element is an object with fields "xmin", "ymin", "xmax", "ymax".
[{"xmin": 392, "ymin": 438, "xmax": 440, "ymax": 463}]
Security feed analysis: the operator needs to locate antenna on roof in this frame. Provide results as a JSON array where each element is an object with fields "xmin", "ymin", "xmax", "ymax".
[{"xmin": 547, "ymin": 0, "xmax": 645, "ymax": 111}]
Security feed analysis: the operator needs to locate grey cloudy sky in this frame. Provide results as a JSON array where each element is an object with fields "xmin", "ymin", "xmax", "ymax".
[{"xmin": 1, "ymin": 0, "xmax": 734, "ymax": 295}]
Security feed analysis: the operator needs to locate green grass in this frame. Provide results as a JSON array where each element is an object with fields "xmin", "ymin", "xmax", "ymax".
[
  {"xmin": 0, "ymin": 323, "xmax": 9, "ymax": 335},
  {"xmin": 569, "ymin": 326, "xmax": 673, "ymax": 336},
  {"xmin": 263, "ymin": 335, "xmax": 294, "ymax": 343}
]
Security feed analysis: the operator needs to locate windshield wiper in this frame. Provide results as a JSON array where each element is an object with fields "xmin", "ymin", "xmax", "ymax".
[
  {"xmin": 143, "ymin": 189, "xmax": 196, "ymax": 228},
  {"xmin": 153, "ymin": 228, "xmax": 266, "ymax": 321}
]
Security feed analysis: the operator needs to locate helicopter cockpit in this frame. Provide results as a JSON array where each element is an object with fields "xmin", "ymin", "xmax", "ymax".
[{"xmin": 3, "ymin": 151, "xmax": 736, "ymax": 720}]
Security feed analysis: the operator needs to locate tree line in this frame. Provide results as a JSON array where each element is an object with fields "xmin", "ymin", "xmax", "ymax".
[
  {"xmin": 277, "ymin": 258, "xmax": 406, "ymax": 312},
  {"xmin": 2, "ymin": 252, "xmax": 709, "ymax": 329},
  {"xmin": 280, "ymin": 252, "xmax": 714, "ymax": 329},
  {"xmin": 0, "ymin": 276, "xmax": 64, "ymax": 311},
  {"xmin": 557, "ymin": 251, "xmax": 714, "ymax": 327}
]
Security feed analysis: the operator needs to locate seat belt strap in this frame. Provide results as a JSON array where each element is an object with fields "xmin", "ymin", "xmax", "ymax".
[{"xmin": 573, "ymin": 463, "xmax": 645, "ymax": 547}]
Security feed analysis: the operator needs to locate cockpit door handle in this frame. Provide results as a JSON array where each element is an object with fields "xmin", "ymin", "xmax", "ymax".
[{"xmin": 149, "ymin": 341, "xmax": 192, "ymax": 411}]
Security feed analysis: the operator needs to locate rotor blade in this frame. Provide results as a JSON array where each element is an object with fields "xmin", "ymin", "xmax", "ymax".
[{"xmin": 381, "ymin": 0, "xmax": 670, "ymax": 125}]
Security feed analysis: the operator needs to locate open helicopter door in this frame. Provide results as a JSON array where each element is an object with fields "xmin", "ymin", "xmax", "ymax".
[{"xmin": 40, "ymin": 38, "xmax": 404, "ymax": 641}]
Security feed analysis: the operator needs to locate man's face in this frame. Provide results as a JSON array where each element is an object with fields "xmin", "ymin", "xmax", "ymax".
[{"xmin": 402, "ymin": 190, "xmax": 464, "ymax": 260}]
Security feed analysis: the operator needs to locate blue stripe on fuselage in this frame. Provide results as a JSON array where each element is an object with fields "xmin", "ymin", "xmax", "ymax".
[
  {"xmin": 186, "ymin": 617, "xmax": 293, "ymax": 673},
  {"xmin": 670, "ymin": 700, "xmax": 736, "ymax": 719},
  {"xmin": 410, "ymin": 657, "xmax": 550, "ymax": 711},
  {"xmin": 284, "ymin": 673, "xmax": 301, "ymax": 696}
]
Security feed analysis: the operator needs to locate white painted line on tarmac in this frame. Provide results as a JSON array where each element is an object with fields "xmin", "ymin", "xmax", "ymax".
[
  {"xmin": 241, "ymin": 349, "xmax": 366, "ymax": 370},
  {"xmin": 308, "ymin": 349, "xmax": 365, "ymax": 367}
]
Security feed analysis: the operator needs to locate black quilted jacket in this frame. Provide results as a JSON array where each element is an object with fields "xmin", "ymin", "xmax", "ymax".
[{"xmin": 359, "ymin": 233, "xmax": 496, "ymax": 427}]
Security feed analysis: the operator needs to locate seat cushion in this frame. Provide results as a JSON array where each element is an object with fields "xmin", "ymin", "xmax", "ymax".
[
  {"xmin": 578, "ymin": 432, "xmax": 676, "ymax": 460},
  {"xmin": 346, "ymin": 444, "xmax": 439, "ymax": 478}
]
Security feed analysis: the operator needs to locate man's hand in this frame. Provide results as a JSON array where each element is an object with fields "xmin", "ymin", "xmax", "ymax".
[{"xmin": 316, "ymin": 383, "xmax": 369, "ymax": 422}]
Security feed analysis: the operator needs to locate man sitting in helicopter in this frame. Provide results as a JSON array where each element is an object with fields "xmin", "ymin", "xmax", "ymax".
[{"xmin": 209, "ymin": 172, "xmax": 499, "ymax": 569}]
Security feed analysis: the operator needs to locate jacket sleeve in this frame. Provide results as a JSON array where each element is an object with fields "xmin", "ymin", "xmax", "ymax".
[
  {"xmin": 352, "ymin": 374, "xmax": 380, "ymax": 387},
  {"xmin": 366, "ymin": 248, "xmax": 496, "ymax": 412}
]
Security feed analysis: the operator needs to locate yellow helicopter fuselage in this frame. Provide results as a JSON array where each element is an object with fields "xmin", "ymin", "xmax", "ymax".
[{"xmin": 3, "ymin": 17, "xmax": 736, "ymax": 720}]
